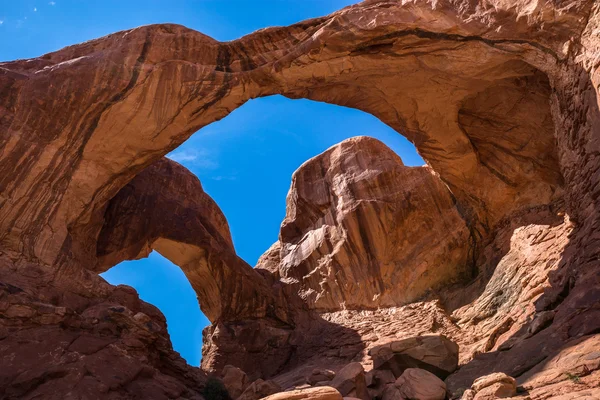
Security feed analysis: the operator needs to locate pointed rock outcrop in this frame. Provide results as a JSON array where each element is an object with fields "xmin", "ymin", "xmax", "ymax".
[{"xmin": 257, "ymin": 137, "xmax": 470, "ymax": 311}]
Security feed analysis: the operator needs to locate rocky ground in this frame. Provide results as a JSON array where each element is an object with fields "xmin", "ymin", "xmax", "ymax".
[{"xmin": 1, "ymin": 0, "xmax": 599, "ymax": 399}]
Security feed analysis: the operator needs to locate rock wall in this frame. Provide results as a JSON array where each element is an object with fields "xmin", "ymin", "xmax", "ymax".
[
  {"xmin": 0, "ymin": 0, "xmax": 599, "ymax": 398},
  {"xmin": 0, "ymin": 255, "xmax": 207, "ymax": 399}
]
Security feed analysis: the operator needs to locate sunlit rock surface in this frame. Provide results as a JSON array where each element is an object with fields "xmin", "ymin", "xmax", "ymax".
[
  {"xmin": 257, "ymin": 137, "xmax": 471, "ymax": 311},
  {"xmin": 95, "ymin": 157, "xmax": 289, "ymax": 323},
  {"xmin": 0, "ymin": 0, "xmax": 599, "ymax": 398}
]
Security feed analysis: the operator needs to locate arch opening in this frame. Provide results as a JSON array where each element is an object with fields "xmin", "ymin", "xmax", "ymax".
[
  {"xmin": 94, "ymin": 96, "xmax": 424, "ymax": 365},
  {"xmin": 101, "ymin": 251, "xmax": 208, "ymax": 367},
  {"xmin": 166, "ymin": 95, "xmax": 425, "ymax": 265}
]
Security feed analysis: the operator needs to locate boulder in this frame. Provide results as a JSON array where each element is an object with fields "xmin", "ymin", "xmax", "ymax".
[
  {"xmin": 261, "ymin": 387, "xmax": 342, "ymax": 400},
  {"xmin": 471, "ymin": 373, "xmax": 516, "ymax": 393},
  {"xmin": 473, "ymin": 383, "xmax": 516, "ymax": 400},
  {"xmin": 395, "ymin": 369, "xmax": 446, "ymax": 400},
  {"xmin": 369, "ymin": 335, "xmax": 459, "ymax": 379},
  {"xmin": 221, "ymin": 365, "xmax": 249, "ymax": 399},
  {"xmin": 330, "ymin": 363, "xmax": 369, "ymax": 400},
  {"xmin": 239, "ymin": 379, "xmax": 282, "ymax": 400},
  {"xmin": 471, "ymin": 373, "xmax": 516, "ymax": 400}
]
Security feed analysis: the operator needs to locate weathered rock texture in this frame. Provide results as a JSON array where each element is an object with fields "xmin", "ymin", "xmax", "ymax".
[
  {"xmin": 394, "ymin": 368, "xmax": 447, "ymax": 400},
  {"xmin": 1, "ymin": 0, "xmax": 587, "ymax": 269},
  {"xmin": 0, "ymin": 0, "xmax": 599, "ymax": 399},
  {"xmin": 256, "ymin": 137, "xmax": 470, "ymax": 311},
  {"xmin": 262, "ymin": 386, "xmax": 342, "ymax": 400},
  {"xmin": 93, "ymin": 157, "xmax": 303, "ymax": 380},
  {"xmin": 0, "ymin": 256, "xmax": 207, "ymax": 399},
  {"xmin": 369, "ymin": 335, "xmax": 458, "ymax": 379},
  {"xmin": 470, "ymin": 372, "xmax": 517, "ymax": 399}
]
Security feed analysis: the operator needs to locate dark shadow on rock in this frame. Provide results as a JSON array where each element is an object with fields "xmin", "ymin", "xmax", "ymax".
[
  {"xmin": 0, "ymin": 255, "xmax": 207, "ymax": 400},
  {"xmin": 439, "ymin": 202, "xmax": 566, "ymax": 315},
  {"xmin": 201, "ymin": 307, "xmax": 366, "ymax": 385},
  {"xmin": 444, "ymin": 63, "xmax": 600, "ymax": 393}
]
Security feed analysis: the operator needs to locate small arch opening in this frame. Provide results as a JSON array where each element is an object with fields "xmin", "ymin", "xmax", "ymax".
[{"xmin": 101, "ymin": 251, "xmax": 208, "ymax": 366}]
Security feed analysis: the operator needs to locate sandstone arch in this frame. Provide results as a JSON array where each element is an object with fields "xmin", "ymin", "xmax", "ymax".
[
  {"xmin": 94, "ymin": 158, "xmax": 289, "ymax": 323},
  {"xmin": 1, "ymin": 0, "xmax": 599, "ymax": 397},
  {"xmin": 2, "ymin": 0, "xmax": 594, "ymax": 273}
]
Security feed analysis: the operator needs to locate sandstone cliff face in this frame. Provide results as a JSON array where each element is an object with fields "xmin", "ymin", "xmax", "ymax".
[
  {"xmin": 0, "ymin": 0, "xmax": 599, "ymax": 399},
  {"xmin": 257, "ymin": 136, "xmax": 470, "ymax": 311},
  {"xmin": 0, "ymin": 255, "xmax": 207, "ymax": 400}
]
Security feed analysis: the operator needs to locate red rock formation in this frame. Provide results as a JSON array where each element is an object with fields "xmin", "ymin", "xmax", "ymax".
[
  {"xmin": 261, "ymin": 386, "xmax": 342, "ymax": 400},
  {"xmin": 0, "ymin": 255, "xmax": 207, "ymax": 399},
  {"xmin": 1, "ymin": 0, "xmax": 584, "ymax": 270},
  {"xmin": 0, "ymin": 0, "xmax": 599, "ymax": 398},
  {"xmin": 257, "ymin": 136, "xmax": 471, "ymax": 311},
  {"xmin": 95, "ymin": 157, "xmax": 290, "ymax": 323},
  {"xmin": 94, "ymin": 157, "xmax": 304, "ymax": 380},
  {"xmin": 387, "ymin": 368, "xmax": 447, "ymax": 400}
]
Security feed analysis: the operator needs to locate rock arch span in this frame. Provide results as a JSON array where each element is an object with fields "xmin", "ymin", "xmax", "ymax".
[
  {"xmin": 2, "ymin": 0, "xmax": 589, "ymax": 270},
  {"xmin": 0, "ymin": 0, "xmax": 599, "ymax": 398},
  {"xmin": 94, "ymin": 158, "xmax": 289, "ymax": 323}
]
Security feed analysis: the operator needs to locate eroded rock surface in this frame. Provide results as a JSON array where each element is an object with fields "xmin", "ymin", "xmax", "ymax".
[
  {"xmin": 262, "ymin": 386, "xmax": 342, "ymax": 400},
  {"xmin": 237, "ymin": 379, "xmax": 281, "ymax": 400},
  {"xmin": 0, "ymin": 256, "xmax": 207, "ymax": 400},
  {"xmin": 369, "ymin": 335, "xmax": 458, "ymax": 379},
  {"xmin": 256, "ymin": 137, "xmax": 470, "ymax": 311},
  {"xmin": 0, "ymin": 0, "xmax": 599, "ymax": 399},
  {"xmin": 394, "ymin": 368, "xmax": 446, "ymax": 400},
  {"xmin": 470, "ymin": 373, "xmax": 517, "ymax": 400}
]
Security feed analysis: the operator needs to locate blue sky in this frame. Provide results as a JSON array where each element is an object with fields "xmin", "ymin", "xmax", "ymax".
[{"xmin": 1, "ymin": 1, "xmax": 424, "ymax": 366}]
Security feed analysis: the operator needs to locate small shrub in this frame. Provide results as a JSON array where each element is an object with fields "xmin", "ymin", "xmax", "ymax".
[
  {"xmin": 565, "ymin": 372, "xmax": 581, "ymax": 384},
  {"xmin": 202, "ymin": 377, "xmax": 232, "ymax": 400}
]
